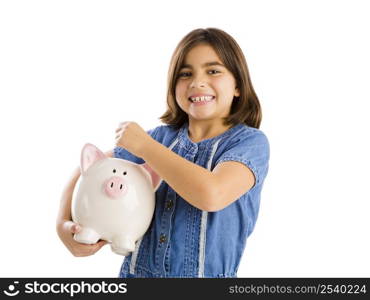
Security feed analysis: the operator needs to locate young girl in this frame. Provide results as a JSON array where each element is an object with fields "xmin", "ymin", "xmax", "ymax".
[{"xmin": 56, "ymin": 28, "xmax": 269, "ymax": 278}]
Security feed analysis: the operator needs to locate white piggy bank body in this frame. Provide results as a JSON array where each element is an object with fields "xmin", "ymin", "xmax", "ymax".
[{"xmin": 71, "ymin": 143, "xmax": 161, "ymax": 256}]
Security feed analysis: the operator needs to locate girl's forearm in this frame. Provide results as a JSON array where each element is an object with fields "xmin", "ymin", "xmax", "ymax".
[
  {"xmin": 56, "ymin": 167, "xmax": 80, "ymax": 225},
  {"xmin": 141, "ymin": 138, "xmax": 216, "ymax": 211}
]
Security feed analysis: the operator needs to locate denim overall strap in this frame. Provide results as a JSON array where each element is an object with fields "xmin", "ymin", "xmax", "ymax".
[
  {"xmin": 129, "ymin": 137, "xmax": 180, "ymax": 275},
  {"xmin": 198, "ymin": 138, "xmax": 222, "ymax": 277}
]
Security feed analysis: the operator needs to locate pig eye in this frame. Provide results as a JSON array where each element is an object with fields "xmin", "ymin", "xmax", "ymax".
[
  {"xmin": 113, "ymin": 169, "xmax": 116, "ymax": 173},
  {"xmin": 123, "ymin": 171, "xmax": 127, "ymax": 175}
]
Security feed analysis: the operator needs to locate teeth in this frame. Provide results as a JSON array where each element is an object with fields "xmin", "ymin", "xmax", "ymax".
[{"xmin": 190, "ymin": 96, "xmax": 214, "ymax": 102}]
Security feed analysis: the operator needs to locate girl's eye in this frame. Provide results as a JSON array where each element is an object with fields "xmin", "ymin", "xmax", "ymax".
[
  {"xmin": 113, "ymin": 169, "xmax": 116, "ymax": 173},
  {"xmin": 208, "ymin": 69, "xmax": 220, "ymax": 75},
  {"xmin": 123, "ymin": 171, "xmax": 127, "ymax": 175},
  {"xmin": 178, "ymin": 70, "xmax": 220, "ymax": 78},
  {"xmin": 178, "ymin": 71, "xmax": 191, "ymax": 78}
]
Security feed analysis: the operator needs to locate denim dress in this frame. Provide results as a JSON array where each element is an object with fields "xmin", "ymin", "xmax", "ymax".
[{"xmin": 113, "ymin": 122, "xmax": 269, "ymax": 278}]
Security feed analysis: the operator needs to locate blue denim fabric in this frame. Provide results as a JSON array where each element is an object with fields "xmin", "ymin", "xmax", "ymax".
[{"xmin": 113, "ymin": 122, "xmax": 269, "ymax": 278}]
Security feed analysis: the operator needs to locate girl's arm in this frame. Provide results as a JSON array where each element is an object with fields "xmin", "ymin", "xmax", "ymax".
[
  {"xmin": 115, "ymin": 122, "xmax": 255, "ymax": 212},
  {"xmin": 56, "ymin": 150, "xmax": 113, "ymax": 256}
]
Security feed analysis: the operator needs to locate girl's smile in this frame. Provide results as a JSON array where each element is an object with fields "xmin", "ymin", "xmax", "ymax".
[{"xmin": 188, "ymin": 94, "xmax": 215, "ymax": 105}]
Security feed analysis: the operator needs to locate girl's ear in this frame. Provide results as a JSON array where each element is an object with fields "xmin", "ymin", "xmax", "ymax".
[{"xmin": 234, "ymin": 87, "xmax": 240, "ymax": 97}]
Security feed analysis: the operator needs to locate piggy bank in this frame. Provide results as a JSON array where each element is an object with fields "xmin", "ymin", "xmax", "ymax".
[{"xmin": 71, "ymin": 143, "xmax": 161, "ymax": 256}]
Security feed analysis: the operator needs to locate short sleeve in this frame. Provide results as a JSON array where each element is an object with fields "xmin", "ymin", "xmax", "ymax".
[
  {"xmin": 215, "ymin": 130, "xmax": 270, "ymax": 186},
  {"xmin": 113, "ymin": 127, "xmax": 159, "ymax": 164}
]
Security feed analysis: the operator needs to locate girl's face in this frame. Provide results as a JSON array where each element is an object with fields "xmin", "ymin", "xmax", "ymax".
[{"xmin": 175, "ymin": 43, "xmax": 240, "ymax": 125}]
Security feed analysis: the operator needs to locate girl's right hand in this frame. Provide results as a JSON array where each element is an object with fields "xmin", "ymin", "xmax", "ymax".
[{"xmin": 56, "ymin": 220, "xmax": 107, "ymax": 257}]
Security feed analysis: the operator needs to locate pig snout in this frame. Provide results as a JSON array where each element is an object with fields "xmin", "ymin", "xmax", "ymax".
[{"xmin": 104, "ymin": 176, "xmax": 127, "ymax": 198}]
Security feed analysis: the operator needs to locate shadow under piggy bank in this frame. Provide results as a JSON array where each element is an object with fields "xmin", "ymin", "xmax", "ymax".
[{"xmin": 71, "ymin": 143, "xmax": 161, "ymax": 256}]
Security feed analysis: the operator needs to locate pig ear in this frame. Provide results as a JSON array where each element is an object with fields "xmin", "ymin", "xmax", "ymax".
[
  {"xmin": 141, "ymin": 163, "xmax": 162, "ymax": 191},
  {"xmin": 80, "ymin": 143, "xmax": 106, "ymax": 174}
]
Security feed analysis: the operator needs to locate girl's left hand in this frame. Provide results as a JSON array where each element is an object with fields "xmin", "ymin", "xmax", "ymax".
[{"xmin": 115, "ymin": 121, "xmax": 151, "ymax": 157}]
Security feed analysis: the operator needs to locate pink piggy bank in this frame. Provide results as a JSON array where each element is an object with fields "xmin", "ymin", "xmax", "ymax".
[{"xmin": 71, "ymin": 143, "xmax": 161, "ymax": 256}]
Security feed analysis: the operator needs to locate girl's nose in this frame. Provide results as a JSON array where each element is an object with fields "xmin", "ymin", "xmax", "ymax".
[
  {"xmin": 190, "ymin": 75, "xmax": 207, "ymax": 88},
  {"xmin": 190, "ymin": 81, "xmax": 206, "ymax": 89}
]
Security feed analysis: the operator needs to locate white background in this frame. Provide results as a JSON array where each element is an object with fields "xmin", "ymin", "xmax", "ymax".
[{"xmin": 0, "ymin": 0, "xmax": 369, "ymax": 277}]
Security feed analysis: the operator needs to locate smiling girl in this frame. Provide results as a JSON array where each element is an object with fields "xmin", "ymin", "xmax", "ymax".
[{"xmin": 57, "ymin": 28, "xmax": 270, "ymax": 278}]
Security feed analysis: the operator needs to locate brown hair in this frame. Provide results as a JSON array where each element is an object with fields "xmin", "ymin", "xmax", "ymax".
[{"xmin": 160, "ymin": 28, "xmax": 262, "ymax": 129}]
